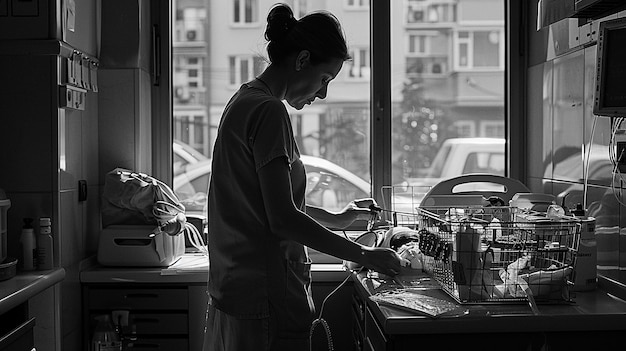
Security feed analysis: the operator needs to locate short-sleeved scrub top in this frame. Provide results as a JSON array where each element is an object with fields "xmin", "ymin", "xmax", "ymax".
[{"xmin": 207, "ymin": 81, "xmax": 314, "ymax": 334}]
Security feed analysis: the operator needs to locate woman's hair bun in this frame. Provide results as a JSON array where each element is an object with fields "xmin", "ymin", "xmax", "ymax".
[{"xmin": 265, "ymin": 3, "xmax": 297, "ymax": 42}]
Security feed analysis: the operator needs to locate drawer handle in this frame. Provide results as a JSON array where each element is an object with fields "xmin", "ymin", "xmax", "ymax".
[
  {"xmin": 124, "ymin": 293, "xmax": 159, "ymax": 299},
  {"xmin": 132, "ymin": 317, "xmax": 160, "ymax": 324},
  {"xmin": 127, "ymin": 342, "xmax": 160, "ymax": 349}
]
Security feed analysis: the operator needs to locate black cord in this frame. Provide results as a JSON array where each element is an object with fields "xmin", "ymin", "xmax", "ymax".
[{"xmin": 308, "ymin": 271, "xmax": 355, "ymax": 351}]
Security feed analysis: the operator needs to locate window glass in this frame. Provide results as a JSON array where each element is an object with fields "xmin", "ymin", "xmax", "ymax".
[
  {"xmin": 172, "ymin": 1, "xmax": 505, "ymax": 217},
  {"xmin": 391, "ymin": 0, "xmax": 505, "ymax": 205},
  {"xmin": 172, "ymin": 1, "xmax": 371, "ymax": 217}
]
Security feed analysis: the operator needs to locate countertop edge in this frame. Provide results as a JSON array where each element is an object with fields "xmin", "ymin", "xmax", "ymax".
[
  {"xmin": 354, "ymin": 271, "xmax": 626, "ymax": 335},
  {"xmin": 0, "ymin": 268, "xmax": 66, "ymax": 315},
  {"xmin": 80, "ymin": 259, "xmax": 350, "ymax": 284}
]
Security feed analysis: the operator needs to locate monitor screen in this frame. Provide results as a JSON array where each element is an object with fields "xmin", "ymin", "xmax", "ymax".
[{"xmin": 594, "ymin": 17, "xmax": 626, "ymax": 117}]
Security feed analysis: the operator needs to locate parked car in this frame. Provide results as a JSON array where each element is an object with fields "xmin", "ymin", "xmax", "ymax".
[
  {"xmin": 173, "ymin": 155, "xmax": 371, "ymax": 217},
  {"xmin": 396, "ymin": 137, "xmax": 506, "ymax": 206},
  {"xmin": 173, "ymin": 140, "xmax": 209, "ymax": 174}
]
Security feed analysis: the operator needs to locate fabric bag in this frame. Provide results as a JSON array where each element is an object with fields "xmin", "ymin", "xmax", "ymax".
[{"xmin": 101, "ymin": 168, "xmax": 186, "ymax": 233}]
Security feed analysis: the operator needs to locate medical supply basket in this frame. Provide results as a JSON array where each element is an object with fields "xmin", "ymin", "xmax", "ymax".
[{"xmin": 400, "ymin": 205, "xmax": 581, "ymax": 305}]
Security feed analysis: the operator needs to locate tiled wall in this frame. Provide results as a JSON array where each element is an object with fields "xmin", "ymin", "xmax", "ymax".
[{"xmin": 526, "ymin": 4, "xmax": 626, "ymax": 286}]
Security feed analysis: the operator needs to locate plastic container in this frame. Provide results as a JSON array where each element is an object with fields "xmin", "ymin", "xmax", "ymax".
[
  {"xmin": 91, "ymin": 314, "xmax": 122, "ymax": 351},
  {"xmin": 20, "ymin": 218, "xmax": 37, "ymax": 270},
  {"xmin": 0, "ymin": 188, "xmax": 10, "ymax": 264},
  {"xmin": 37, "ymin": 217, "xmax": 54, "ymax": 270},
  {"xmin": 0, "ymin": 257, "xmax": 17, "ymax": 281},
  {"xmin": 572, "ymin": 216, "xmax": 598, "ymax": 291}
]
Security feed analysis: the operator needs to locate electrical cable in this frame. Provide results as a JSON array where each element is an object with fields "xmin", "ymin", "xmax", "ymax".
[
  {"xmin": 583, "ymin": 114, "xmax": 599, "ymax": 210},
  {"xmin": 309, "ymin": 207, "xmax": 381, "ymax": 351},
  {"xmin": 609, "ymin": 117, "xmax": 626, "ymax": 208},
  {"xmin": 309, "ymin": 266, "xmax": 362, "ymax": 351},
  {"xmin": 140, "ymin": 174, "xmax": 208, "ymax": 256}
]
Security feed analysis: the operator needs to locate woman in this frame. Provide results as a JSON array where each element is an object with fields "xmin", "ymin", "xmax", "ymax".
[{"xmin": 204, "ymin": 4, "xmax": 402, "ymax": 350}]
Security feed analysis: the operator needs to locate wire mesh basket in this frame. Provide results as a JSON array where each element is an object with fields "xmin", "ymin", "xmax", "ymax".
[{"xmin": 406, "ymin": 205, "xmax": 580, "ymax": 305}]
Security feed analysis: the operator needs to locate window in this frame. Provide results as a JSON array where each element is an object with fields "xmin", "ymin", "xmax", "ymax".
[
  {"xmin": 480, "ymin": 120, "xmax": 505, "ymax": 137},
  {"xmin": 406, "ymin": 0, "xmax": 456, "ymax": 24},
  {"xmin": 176, "ymin": 7, "xmax": 206, "ymax": 43},
  {"xmin": 408, "ymin": 34, "xmax": 428, "ymax": 54},
  {"xmin": 233, "ymin": 0, "xmax": 258, "ymax": 25},
  {"xmin": 455, "ymin": 29, "xmax": 503, "ymax": 70},
  {"xmin": 406, "ymin": 31, "xmax": 449, "ymax": 77},
  {"xmin": 454, "ymin": 121, "xmax": 476, "ymax": 137},
  {"xmin": 229, "ymin": 56, "xmax": 265, "ymax": 86},
  {"xmin": 173, "ymin": 56, "xmax": 204, "ymax": 104},
  {"xmin": 345, "ymin": 0, "xmax": 369, "ymax": 10},
  {"xmin": 392, "ymin": 1, "xmax": 505, "ymax": 188},
  {"xmin": 348, "ymin": 48, "xmax": 370, "ymax": 79},
  {"xmin": 171, "ymin": 0, "xmax": 505, "ymax": 219}
]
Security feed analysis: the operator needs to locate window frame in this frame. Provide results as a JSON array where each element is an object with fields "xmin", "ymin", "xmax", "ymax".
[
  {"xmin": 453, "ymin": 28, "xmax": 505, "ymax": 71},
  {"xmin": 153, "ymin": 0, "xmax": 526, "ymax": 212},
  {"xmin": 232, "ymin": 0, "xmax": 260, "ymax": 27}
]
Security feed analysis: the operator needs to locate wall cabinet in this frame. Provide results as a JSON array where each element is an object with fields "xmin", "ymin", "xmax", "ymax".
[{"xmin": 82, "ymin": 284, "xmax": 208, "ymax": 351}]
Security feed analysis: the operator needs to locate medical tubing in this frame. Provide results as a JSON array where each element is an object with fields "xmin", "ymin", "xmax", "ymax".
[
  {"xmin": 309, "ymin": 271, "xmax": 353, "ymax": 351},
  {"xmin": 146, "ymin": 174, "xmax": 208, "ymax": 254}
]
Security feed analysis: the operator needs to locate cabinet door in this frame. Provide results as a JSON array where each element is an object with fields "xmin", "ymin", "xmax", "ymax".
[{"xmin": 365, "ymin": 308, "xmax": 387, "ymax": 351}]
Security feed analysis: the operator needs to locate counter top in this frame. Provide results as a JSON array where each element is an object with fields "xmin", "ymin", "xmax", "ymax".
[
  {"xmin": 0, "ymin": 268, "xmax": 65, "ymax": 315},
  {"xmin": 80, "ymin": 253, "xmax": 350, "ymax": 284},
  {"xmin": 354, "ymin": 270, "xmax": 626, "ymax": 335}
]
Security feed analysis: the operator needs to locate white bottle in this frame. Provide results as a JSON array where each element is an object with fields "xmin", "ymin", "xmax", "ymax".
[
  {"xmin": 37, "ymin": 217, "xmax": 54, "ymax": 270},
  {"xmin": 20, "ymin": 218, "xmax": 37, "ymax": 270}
]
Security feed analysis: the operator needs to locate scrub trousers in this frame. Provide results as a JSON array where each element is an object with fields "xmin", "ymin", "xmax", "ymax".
[
  {"xmin": 202, "ymin": 303, "xmax": 311, "ymax": 351},
  {"xmin": 203, "ymin": 260, "xmax": 315, "ymax": 351}
]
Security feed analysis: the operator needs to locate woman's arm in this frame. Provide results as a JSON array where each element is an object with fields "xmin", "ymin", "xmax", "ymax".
[
  {"xmin": 305, "ymin": 203, "xmax": 374, "ymax": 229},
  {"xmin": 257, "ymin": 157, "xmax": 401, "ymax": 275}
]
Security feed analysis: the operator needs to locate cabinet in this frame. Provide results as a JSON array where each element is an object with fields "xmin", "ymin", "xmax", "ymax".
[
  {"xmin": 82, "ymin": 284, "xmax": 208, "ymax": 351},
  {"xmin": 352, "ymin": 272, "xmax": 626, "ymax": 351},
  {"xmin": 0, "ymin": 303, "xmax": 34, "ymax": 351}
]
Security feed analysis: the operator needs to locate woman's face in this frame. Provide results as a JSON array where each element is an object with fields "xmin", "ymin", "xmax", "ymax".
[{"xmin": 285, "ymin": 55, "xmax": 344, "ymax": 110}]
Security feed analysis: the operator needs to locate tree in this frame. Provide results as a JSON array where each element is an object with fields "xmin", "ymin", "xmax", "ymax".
[{"xmin": 393, "ymin": 77, "xmax": 454, "ymax": 180}]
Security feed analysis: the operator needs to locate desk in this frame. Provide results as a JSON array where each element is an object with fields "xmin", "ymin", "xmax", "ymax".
[{"xmin": 352, "ymin": 270, "xmax": 626, "ymax": 351}]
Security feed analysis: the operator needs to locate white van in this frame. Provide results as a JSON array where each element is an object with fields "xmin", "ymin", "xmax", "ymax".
[
  {"xmin": 402, "ymin": 137, "xmax": 505, "ymax": 188},
  {"xmin": 426, "ymin": 137, "xmax": 505, "ymax": 178}
]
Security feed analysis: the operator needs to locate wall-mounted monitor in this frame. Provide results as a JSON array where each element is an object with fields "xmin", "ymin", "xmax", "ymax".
[{"xmin": 593, "ymin": 17, "xmax": 626, "ymax": 117}]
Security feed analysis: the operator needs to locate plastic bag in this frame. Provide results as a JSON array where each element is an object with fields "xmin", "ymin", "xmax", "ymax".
[{"xmin": 101, "ymin": 168, "xmax": 186, "ymax": 232}]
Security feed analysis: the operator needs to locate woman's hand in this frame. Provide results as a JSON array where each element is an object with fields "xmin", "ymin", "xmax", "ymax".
[
  {"xmin": 360, "ymin": 246, "xmax": 403, "ymax": 277},
  {"xmin": 334, "ymin": 198, "xmax": 380, "ymax": 228}
]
